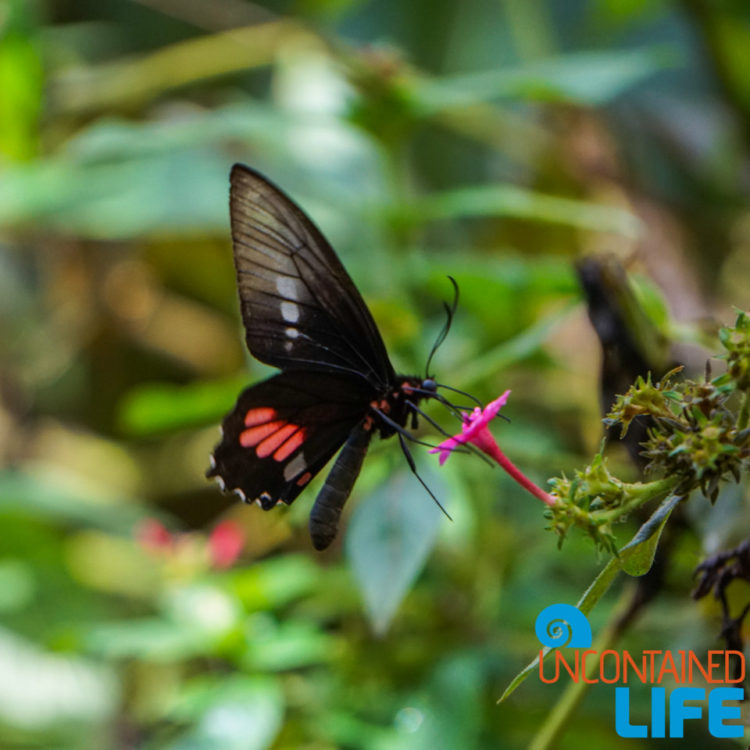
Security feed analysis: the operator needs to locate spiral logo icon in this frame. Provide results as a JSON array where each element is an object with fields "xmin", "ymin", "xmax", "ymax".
[{"xmin": 535, "ymin": 604, "xmax": 592, "ymax": 648}]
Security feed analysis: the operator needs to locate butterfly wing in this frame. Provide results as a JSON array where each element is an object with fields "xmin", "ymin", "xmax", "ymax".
[
  {"xmin": 229, "ymin": 164, "xmax": 395, "ymax": 388},
  {"xmin": 207, "ymin": 370, "xmax": 374, "ymax": 509}
]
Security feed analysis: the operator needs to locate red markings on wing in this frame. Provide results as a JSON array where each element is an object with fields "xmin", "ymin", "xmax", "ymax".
[
  {"xmin": 273, "ymin": 430, "xmax": 306, "ymax": 461},
  {"xmin": 239, "ymin": 407, "xmax": 307, "ymax": 462},
  {"xmin": 296, "ymin": 471, "xmax": 312, "ymax": 487},
  {"xmin": 244, "ymin": 407, "xmax": 278, "ymax": 427},
  {"xmin": 240, "ymin": 422, "xmax": 306, "ymax": 459},
  {"xmin": 257, "ymin": 424, "xmax": 299, "ymax": 458},
  {"xmin": 240, "ymin": 420, "xmax": 285, "ymax": 448}
]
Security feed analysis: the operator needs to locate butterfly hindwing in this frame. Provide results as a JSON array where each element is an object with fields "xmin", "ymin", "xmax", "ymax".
[
  {"xmin": 229, "ymin": 164, "xmax": 394, "ymax": 387},
  {"xmin": 208, "ymin": 370, "xmax": 375, "ymax": 509}
]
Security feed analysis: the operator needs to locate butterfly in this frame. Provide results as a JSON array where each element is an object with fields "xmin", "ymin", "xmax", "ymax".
[{"xmin": 208, "ymin": 164, "xmax": 460, "ymax": 550}]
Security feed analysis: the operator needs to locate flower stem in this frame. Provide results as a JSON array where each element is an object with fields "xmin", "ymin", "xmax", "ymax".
[
  {"xmin": 593, "ymin": 476, "xmax": 678, "ymax": 524},
  {"xmin": 487, "ymin": 443, "xmax": 557, "ymax": 506}
]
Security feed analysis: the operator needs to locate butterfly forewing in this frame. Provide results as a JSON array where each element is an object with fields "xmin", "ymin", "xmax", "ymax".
[
  {"xmin": 229, "ymin": 165, "xmax": 394, "ymax": 387},
  {"xmin": 208, "ymin": 371, "xmax": 373, "ymax": 508}
]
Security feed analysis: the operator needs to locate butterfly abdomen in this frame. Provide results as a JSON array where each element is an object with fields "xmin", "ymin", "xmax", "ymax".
[{"xmin": 309, "ymin": 424, "xmax": 372, "ymax": 550}]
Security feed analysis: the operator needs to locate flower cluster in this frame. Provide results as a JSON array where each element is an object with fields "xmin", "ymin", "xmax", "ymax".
[
  {"xmin": 433, "ymin": 310, "xmax": 750, "ymax": 555},
  {"xmin": 720, "ymin": 310, "xmax": 750, "ymax": 391},
  {"xmin": 549, "ymin": 310, "xmax": 750, "ymax": 550}
]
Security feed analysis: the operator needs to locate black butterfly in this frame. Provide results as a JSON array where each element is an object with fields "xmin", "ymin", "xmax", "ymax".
[{"xmin": 208, "ymin": 164, "xmax": 458, "ymax": 550}]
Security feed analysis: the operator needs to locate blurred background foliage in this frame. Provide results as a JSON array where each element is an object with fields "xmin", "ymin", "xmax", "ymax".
[{"xmin": 1, "ymin": 0, "xmax": 750, "ymax": 747}]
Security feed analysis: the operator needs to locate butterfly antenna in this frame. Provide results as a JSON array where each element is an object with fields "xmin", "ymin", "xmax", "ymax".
[
  {"xmin": 406, "ymin": 386, "xmax": 473, "ymax": 412},
  {"xmin": 425, "ymin": 276, "xmax": 460, "ymax": 378},
  {"xmin": 435, "ymin": 382, "xmax": 484, "ymax": 407},
  {"xmin": 435, "ymin": 392, "xmax": 475, "ymax": 422},
  {"xmin": 405, "ymin": 399, "xmax": 461, "ymax": 439},
  {"xmin": 398, "ymin": 433, "xmax": 453, "ymax": 521}
]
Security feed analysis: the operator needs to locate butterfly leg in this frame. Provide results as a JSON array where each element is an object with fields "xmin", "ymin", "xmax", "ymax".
[
  {"xmin": 309, "ymin": 424, "xmax": 372, "ymax": 550},
  {"xmin": 397, "ymin": 433, "xmax": 453, "ymax": 521}
]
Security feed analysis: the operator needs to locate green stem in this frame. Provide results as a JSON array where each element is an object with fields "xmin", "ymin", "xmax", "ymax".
[
  {"xmin": 592, "ymin": 476, "xmax": 679, "ymax": 525},
  {"xmin": 486, "ymin": 442, "xmax": 556, "ymax": 506}
]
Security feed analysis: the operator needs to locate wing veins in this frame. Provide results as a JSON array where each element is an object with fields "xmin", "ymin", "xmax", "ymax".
[
  {"xmin": 290, "ymin": 254, "xmax": 381, "ymax": 385},
  {"xmin": 289, "ymin": 252, "xmax": 385, "ymax": 386}
]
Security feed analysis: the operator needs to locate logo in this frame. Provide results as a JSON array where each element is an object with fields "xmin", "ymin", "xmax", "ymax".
[{"xmin": 534, "ymin": 604, "xmax": 745, "ymax": 739}]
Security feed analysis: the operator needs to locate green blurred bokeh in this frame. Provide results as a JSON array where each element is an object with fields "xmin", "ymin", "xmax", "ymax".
[{"xmin": 1, "ymin": 0, "xmax": 750, "ymax": 747}]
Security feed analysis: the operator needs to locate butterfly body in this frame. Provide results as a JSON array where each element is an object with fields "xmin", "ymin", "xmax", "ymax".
[{"xmin": 208, "ymin": 164, "xmax": 438, "ymax": 549}]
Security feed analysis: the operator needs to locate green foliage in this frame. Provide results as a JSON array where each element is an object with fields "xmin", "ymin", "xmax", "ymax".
[{"xmin": 2, "ymin": 1, "xmax": 750, "ymax": 749}]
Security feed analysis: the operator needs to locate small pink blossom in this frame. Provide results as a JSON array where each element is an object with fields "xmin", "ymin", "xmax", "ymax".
[
  {"xmin": 430, "ymin": 390, "xmax": 556, "ymax": 507},
  {"xmin": 432, "ymin": 391, "xmax": 511, "ymax": 464},
  {"xmin": 208, "ymin": 520, "xmax": 245, "ymax": 569},
  {"xmin": 136, "ymin": 519, "xmax": 174, "ymax": 551}
]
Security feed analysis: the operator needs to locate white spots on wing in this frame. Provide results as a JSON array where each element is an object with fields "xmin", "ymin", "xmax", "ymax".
[
  {"xmin": 281, "ymin": 301, "xmax": 299, "ymax": 323},
  {"xmin": 232, "ymin": 487, "xmax": 247, "ymax": 503},
  {"xmin": 276, "ymin": 276, "xmax": 297, "ymax": 300},
  {"xmin": 283, "ymin": 453, "xmax": 307, "ymax": 481},
  {"xmin": 283, "ymin": 327, "xmax": 299, "ymax": 352}
]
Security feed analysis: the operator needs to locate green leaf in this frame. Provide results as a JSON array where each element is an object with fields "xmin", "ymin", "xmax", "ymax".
[
  {"xmin": 619, "ymin": 494, "xmax": 682, "ymax": 576},
  {"xmin": 85, "ymin": 618, "xmax": 209, "ymax": 661},
  {"xmin": 398, "ymin": 184, "xmax": 641, "ymax": 236},
  {"xmin": 228, "ymin": 554, "xmax": 320, "ymax": 611},
  {"xmin": 0, "ymin": 0, "xmax": 43, "ymax": 161},
  {"xmin": 170, "ymin": 675, "xmax": 284, "ymax": 750},
  {"xmin": 454, "ymin": 301, "xmax": 578, "ymax": 386},
  {"xmin": 0, "ymin": 560, "xmax": 35, "ymax": 614},
  {"xmin": 346, "ymin": 470, "xmax": 443, "ymax": 635},
  {"xmin": 242, "ymin": 619, "xmax": 333, "ymax": 671},
  {"xmin": 118, "ymin": 376, "xmax": 247, "ymax": 436},
  {"xmin": 413, "ymin": 46, "xmax": 677, "ymax": 111},
  {"xmin": 0, "ymin": 469, "xmax": 150, "ymax": 532},
  {"xmin": 0, "ymin": 626, "xmax": 117, "ymax": 728},
  {"xmin": 0, "ymin": 103, "xmax": 380, "ymax": 239}
]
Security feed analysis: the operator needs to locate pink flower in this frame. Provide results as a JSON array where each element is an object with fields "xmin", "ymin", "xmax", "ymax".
[
  {"xmin": 432, "ymin": 391, "xmax": 511, "ymax": 464},
  {"xmin": 136, "ymin": 518, "xmax": 245, "ymax": 570},
  {"xmin": 208, "ymin": 521, "xmax": 245, "ymax": 569},
  {"xmin": 430, "ymin": 390, "xmax": 556, "ymax": 507},
  {"xmin": 137, "ymin": 519, "xmax": 174, "ymax": 551}
]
